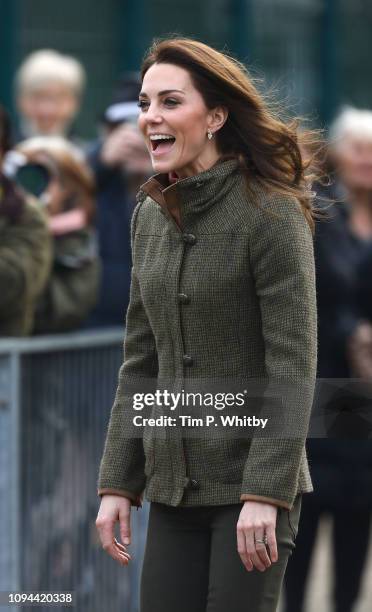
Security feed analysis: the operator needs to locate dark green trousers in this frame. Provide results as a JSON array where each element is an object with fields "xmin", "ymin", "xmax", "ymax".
[{"xmin": 140, "ymin": 496, "xmax": 302, "ymax": 612}]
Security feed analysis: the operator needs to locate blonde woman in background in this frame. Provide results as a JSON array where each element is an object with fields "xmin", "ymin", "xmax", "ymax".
[{"xmin": 16, "ymin": 136, "xmax": 99, "ymax": 333}]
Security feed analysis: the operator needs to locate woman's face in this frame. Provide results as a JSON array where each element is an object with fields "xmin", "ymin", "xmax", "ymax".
[
  {"xmin": 334, "ymin": 134, "xmax": 372, "ymax": 192},
  {"xmin": 138, "ymin": 62, "xmax": 226, "ymax": 177}
]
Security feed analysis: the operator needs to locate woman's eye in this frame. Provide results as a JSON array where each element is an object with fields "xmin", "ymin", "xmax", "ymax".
[
  {"xmin": 164, "ymin": 98, "xmax": 179, "ymax": 107},
  {"xmin": 137, "ymin": 100, "xmax": 149, "ymax": 110},
  {"xmin": 137, "ymin": 98, "xmax": 179, "ymax": 111}
]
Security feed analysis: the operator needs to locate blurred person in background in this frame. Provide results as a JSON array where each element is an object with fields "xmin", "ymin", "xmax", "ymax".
[
  {"xmin": 85, "ymin": 73, "xmax": 152, "ymax": 327},
  {"xmin": 0, "ymin": 104, "xmax": 51, "ymax": 335},
  {"xmin": 15, "ymin": 49, "xmax": 85, "ymax": 143},
  {"xmin": 284, "ymin": 106, "xmax": 372, "ymax": 612},
  {"xmin": 15, "ymin": 136, "xmax": 99, "ymax": 333},
  {"xmin": 10, "ymin": 136, "xmax": 100, "ymax": 600}
]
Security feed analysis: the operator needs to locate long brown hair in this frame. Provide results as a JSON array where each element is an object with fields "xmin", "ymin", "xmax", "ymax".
[{"xmin": 141, "ymin": 37, "xmax": 323, "ymax": 233}]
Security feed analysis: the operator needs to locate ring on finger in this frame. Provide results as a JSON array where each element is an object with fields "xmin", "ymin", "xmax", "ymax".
[{"xmin": 255, "ymin": 533, "xmax": 268, "ymax": 546}]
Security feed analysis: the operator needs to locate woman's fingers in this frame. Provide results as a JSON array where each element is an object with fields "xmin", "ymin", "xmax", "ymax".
[
  {"xmin": 114, "ymin": 537, "xmax": 128, "ymax": 552},
  {"xmin": 245, "ymin": 529, "xmax": 266, "ymax": 571},
  {"xmin": 114, "ymin": 538, "xmax": 131, "ymax": 558},
  {"xmin": 119, "ymin": 504, "xmax": 132, "ymax": 546},
  {"xmin": 252, "ymin": 528, "xmax": 271, "ymax": 570},
  {"xmin": 102, "ymin": 538, "xmax": 131, "ymax": 566},
  {"xmin": 99, "ymin": 528, "xmax": 128, "ymax": 564},
  {"xmin": 237, "ymin": 501, "xmax": 279, "ymax": 572},
  {"xmin": 237, "ymin": 525, "xmax": 253, "ymax": 571},
  {"xmin": 96, "ymin": 496, "xmax": 133, "ymax": 566},
  {"xmin": 245, "ymin": 530, "xmax": 266, "ymax": 571},
  {"xmin": 237, "ymin": 524, "xmax": 269, "ymax": 572},
  {"xmin": 96, "ymin": 515, "xmax": 115, "ymax": 553}
]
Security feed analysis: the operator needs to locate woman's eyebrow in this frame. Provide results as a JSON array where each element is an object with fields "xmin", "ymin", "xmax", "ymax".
[{"xmin": 139, "ymin": 89, "xmax": 185, "ymax": 97}]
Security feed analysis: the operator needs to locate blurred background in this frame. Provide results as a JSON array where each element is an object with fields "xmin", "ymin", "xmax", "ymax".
[
  {"xmin": 1, "ymin": 1, "xmax": 372, "ymax": 611},
  {"xmin": 1, "ymin": 0, "xmax": 372, "ymax": 137}
]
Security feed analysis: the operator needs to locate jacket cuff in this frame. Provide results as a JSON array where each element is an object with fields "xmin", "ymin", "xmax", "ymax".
[
  {"xmin": 240, "ymin": 493, "xmax": 291, "ymax": 510},
  {"xmin": 97, "ymin": 487, "xmax": 143, "ymax": 508}
]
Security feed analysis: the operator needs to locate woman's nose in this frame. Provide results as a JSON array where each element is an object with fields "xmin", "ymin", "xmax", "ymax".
[{"xmin": 144, "ymin": 103, "xmax": 162, "ymax": 124}]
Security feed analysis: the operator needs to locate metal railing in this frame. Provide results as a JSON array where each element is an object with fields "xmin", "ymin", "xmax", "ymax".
[{"xmin": 0, "ymin": 329, "xmax": 149, "ymax": 612}]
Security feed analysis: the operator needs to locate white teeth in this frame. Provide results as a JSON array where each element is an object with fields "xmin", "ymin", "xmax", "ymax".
[{"xmin": 149, "ymin": 134, "xmax": 175, "ymax": 141}]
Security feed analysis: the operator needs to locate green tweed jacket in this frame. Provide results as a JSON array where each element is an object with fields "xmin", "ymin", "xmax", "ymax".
[
  {"xmin": 0, "ymin": 197, "xmax": 52, "ymax": 336},
  {"xmin": 97, "ymin": 158, "xmax": 317, "ymax": 511}
]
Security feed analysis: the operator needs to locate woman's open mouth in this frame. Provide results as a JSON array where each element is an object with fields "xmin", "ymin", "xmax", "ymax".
[{"xmin": 149, "ymin": 134, "xmax": 176, "ymax": 156}]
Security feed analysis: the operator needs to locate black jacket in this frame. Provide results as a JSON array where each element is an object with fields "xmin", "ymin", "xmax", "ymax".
[
  {"xmin": 314, "ymin": 183, "xmax": 372, "ymax": 377},
  {"xmin": 309, "ymin": 182, "xmax": 372, "ymax": 509}
]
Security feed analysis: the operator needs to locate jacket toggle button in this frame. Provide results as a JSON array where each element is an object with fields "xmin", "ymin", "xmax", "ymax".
[
  {"xmin": 183, "ymin": 354, "xmax": 194, "ymax": 367},
  {"xmin": 182, "ymin": 233, "xmax": 196, "ymax": 245},
  {"xmin": 178, "ymin": 293, "xmax": 190, "ymax": 304},
  {"xmin": 186, "ymin": 478, "xmax": 200, "ymax": 490}
]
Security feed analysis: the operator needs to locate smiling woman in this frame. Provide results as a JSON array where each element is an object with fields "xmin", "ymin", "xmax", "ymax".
[
  {"xmin": 137, "ymin": 63, "xmax": 228, "ymax": 179},
  {"xmin": 96, "ymin": 37, "xmax": 318, "ymax": 612},
  {"xmin": 149, "ymin": 134, "xmax": 175, "ymax": 153}
]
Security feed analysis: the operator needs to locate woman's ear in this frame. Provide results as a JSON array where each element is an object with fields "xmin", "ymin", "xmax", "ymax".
[{"xmin": 208, "ymin": 106, "xmax": 229, "ymax": 134}]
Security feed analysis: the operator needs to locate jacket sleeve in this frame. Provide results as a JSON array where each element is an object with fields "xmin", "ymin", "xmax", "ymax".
[
  {"xmin": 0, "ymin": 199, "xmax": 52, "ymax": 330},
  {"xmin": 241, "ymin": 194, "xmax": 317, "ymax": 510},
  {"xmin": 33, "ymin": 229, "xmax": 100, "ymax": 334},
  {"xmin": 314, "ymin": 201, "xmax": 360, "ymax": 349},
  {"xmin": 97, "ymin": 199, "xmax": 158, "ymax": 506}
]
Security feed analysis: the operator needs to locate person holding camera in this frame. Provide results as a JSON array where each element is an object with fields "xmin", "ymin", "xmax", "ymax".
[
  {"xmin": 13, "ymin": 135, "xmax": 100, "ymax": 333},
  {"xmin": 0, "ymin": 104, "xmax": 52, "ymax": 336},
  {"xmin": 86, "ymin": 74, "xmax": 152, "ymax": 328}
]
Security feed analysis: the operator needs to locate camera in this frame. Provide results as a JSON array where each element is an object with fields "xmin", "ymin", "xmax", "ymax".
[{"xmin": 2, "ymin": 150, "xmax": 51, "ymax": 198}]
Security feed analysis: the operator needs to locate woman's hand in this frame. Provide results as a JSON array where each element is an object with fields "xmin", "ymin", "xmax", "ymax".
[
  {"xmin": 95, "ymin": 495, "xmax": 133, "ymax": 566},
  {"xmin": 237, "ymin": 501, "xmax": 278, "ymax": 572}
]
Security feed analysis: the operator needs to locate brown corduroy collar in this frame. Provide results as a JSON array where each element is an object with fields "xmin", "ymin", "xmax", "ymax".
[
  {"xmin": 139, "ymin": 172, "xmax": 182, "ymax": 225},
  {"xmin": 139, "ymin": 158, "xmax": 240, "ymax": 229}
]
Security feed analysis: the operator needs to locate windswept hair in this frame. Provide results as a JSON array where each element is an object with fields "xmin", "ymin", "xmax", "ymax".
[{"xmin": 141, "ymin": 37, "xmax": 324, "ymax": 233}]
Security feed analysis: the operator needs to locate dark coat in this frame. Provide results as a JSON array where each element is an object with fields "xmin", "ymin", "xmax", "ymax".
[
  {"xmin": 357, "ymin": 245, "xmax": 372, "ymax": 322},
  {"xmin": 98, "ymin": 159, "xmax": 317, "ymax": 510},
  {"xmin": 33, "ymin": 227, "xmax": 100, "ymax": 334},
  {"xmin": 309, "ymin": 183, "xmax": 372, "ymax": 509},
  {"xmin": 0, "ymin": 198, "xmax": 52, "ymax": 336},
  {"xmin": 85, "ymin": 143, "xmax": 133, "ymax": 327},
  {"xmin": 314, "ymin": 184, "xmax": 372, "ymax": 378}
]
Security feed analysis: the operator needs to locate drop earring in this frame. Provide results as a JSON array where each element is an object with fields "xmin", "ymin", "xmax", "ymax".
[{"xmin": 207, "ymin": 129, "xmax": 213, "ymax": 140}]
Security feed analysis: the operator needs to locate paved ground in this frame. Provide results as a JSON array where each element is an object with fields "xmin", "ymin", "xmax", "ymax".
[{"xmin": 279, "ymin": 517, "xmax": 372, "ymax": 611}]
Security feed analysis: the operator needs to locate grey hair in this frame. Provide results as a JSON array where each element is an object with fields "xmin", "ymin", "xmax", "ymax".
[
  {"xmin": 329, "ymin": 105, "xmax": 372, "ymax": 147},
  {"xmin": 16, "ymin": 49, "xmax": 86, "ymax": 97}
]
